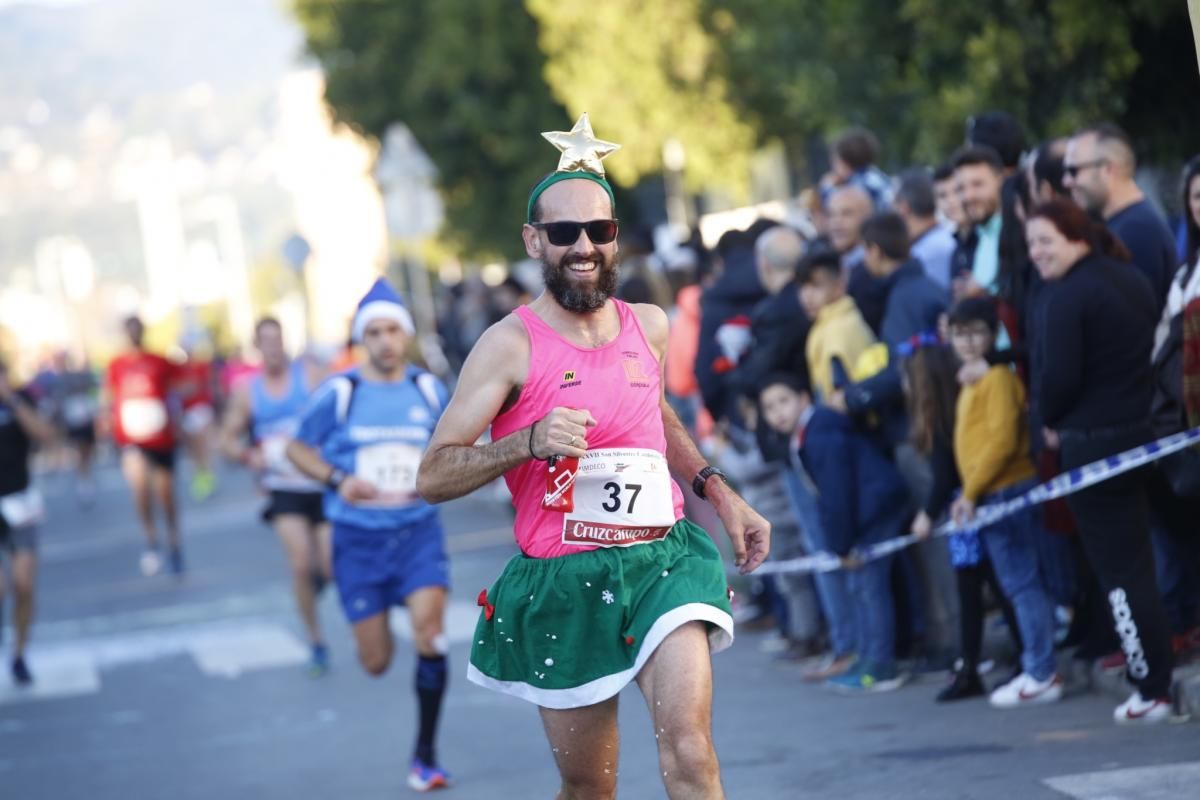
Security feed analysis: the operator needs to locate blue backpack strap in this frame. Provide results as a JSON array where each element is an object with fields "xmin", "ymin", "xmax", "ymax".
[
  {"xmin": 411, "ymin": 369, "xmax": 442, "ymax": 415},
  {"xmin": 333, "ymin": 373, "xmax": 361, "ymax": 426}
]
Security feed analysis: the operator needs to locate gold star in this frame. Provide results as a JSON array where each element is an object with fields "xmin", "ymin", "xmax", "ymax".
[{"xmin": 541, "ymin": 112, "xmax": 620, "ymax": 177}]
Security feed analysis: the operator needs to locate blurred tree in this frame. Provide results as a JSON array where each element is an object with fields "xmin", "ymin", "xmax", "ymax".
[
  {"xmin": 293, "ymin": 0, "xmax": 569, "ymax": 259},
  {"xmin": 706, "ymin": 0, "xmax": 1199, "ymax": 171},
  {"xmin": 294, "ymin": 0, "xmax": 1197, "ymax": 257},
  {"xmin": 703, "ymin": 0, "xmax": 908, "ymax": 175},
  {"xmin": 527, "ymin": 0, "xmax": 757, "ymax": 199}
]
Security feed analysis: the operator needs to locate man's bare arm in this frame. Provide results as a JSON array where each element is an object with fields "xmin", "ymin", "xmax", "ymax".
[
  {"xmin": 417, "ymin": 317, "xmax": 595, "ymax": 504},
  {"xmin": 635, "ymin": 302, "xmax": 770, "ymax": 573},
  {"xmin": 286, "ymin": 439, "xmax": 333, "ymax": 484},
  {"xmin": 418, "ymin": 426, "xmax": 534, "ymax": 505},
  {"xmin": 418, "ymin": 319, "xmax": 534, "ymax": 504},
  {"xmin": 4, "ymin": 392, "xmax": 54, "ymax": 444},
  {"xmin": 634, "ymin": 304, "xmax": 713, "ymax": 482},
  {"xmin": 219, "ymin": 386, "xmax": 253, "ymax": 463}
]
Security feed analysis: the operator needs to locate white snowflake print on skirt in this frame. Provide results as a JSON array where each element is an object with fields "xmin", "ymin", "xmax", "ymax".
[{"xmin": 602, "ymin": 589, "xmax": 615, "ymax": 604}]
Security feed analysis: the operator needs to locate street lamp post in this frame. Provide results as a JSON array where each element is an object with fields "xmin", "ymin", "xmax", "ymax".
[{"xmin": 374, "ymin": 124, "xmax": 449, "ymax": 375}]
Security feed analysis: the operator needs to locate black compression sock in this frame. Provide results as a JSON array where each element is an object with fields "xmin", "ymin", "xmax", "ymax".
[{"xmin": 414, "ymin": 654, "xmax": 447, "ymax": 765}]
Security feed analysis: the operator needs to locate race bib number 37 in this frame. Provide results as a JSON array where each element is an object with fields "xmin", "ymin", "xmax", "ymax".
[{"xmin": 562, "ymin": 448, "xmax": 678, "ymax": 547}]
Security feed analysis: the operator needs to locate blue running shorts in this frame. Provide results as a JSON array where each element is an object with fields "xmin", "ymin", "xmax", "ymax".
[{"xmin": 332, "ymin": 516, "xmax": 450, "ymax": 623}]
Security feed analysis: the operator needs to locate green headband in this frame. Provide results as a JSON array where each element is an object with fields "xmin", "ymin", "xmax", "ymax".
[{"xmin": 526, "ymin": 171, "xmax": 616, "ymax": 224}]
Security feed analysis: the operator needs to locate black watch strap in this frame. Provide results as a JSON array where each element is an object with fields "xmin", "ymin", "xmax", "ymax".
[
  {"xmin": 692, "ymin": 465, "xmax": 727, "ymax": 500},
  {"xmin": 326, "ymin": 467, "xmax": 347, "ymax": 489}
]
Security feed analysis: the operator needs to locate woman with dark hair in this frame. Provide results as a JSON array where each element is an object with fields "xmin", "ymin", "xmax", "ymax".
[
  {"xmin": 1184, "ymin": 156, "xmax": 1200, "ymax": 270},
  {"xmin": 1143, "ymin": 156, "xmax": 1200, "ymax": 661},
  {"xmin": 1027, "ymin": 198, "xmax": 1175, "ymax": 724}
]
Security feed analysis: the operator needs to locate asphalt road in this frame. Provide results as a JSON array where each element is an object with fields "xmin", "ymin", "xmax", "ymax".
[{"xmin": 2, "ymin": 457, "xmax": 1197, "ymax": 799}]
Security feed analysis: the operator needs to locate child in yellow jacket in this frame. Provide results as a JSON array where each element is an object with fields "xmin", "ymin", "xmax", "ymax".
[
  {"xmin": 947, "ymin": 297, "xmax": 1061, "ymax": 709},
  {"xmin": 797, "ymin": 250, "xmax": 876, "ymax": 401}
]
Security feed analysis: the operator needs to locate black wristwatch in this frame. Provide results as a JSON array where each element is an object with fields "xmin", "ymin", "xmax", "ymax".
[
  {"xmin": 692, "ymin": 465, "xmax": 728, "ymax": 500},
  {"xmin": 326, "ymin": 467, "xmax": 348, "ymax": 490}
]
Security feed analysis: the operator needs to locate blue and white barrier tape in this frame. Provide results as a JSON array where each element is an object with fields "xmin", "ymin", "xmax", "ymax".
[{"xmin": 750, "ymin": 426, "xmax": 1200, "ymax": 576}]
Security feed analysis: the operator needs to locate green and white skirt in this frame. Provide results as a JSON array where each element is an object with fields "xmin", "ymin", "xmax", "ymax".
[{"xmin": 466, "ymin": 518, "xmax": 734, "ymax": 709}]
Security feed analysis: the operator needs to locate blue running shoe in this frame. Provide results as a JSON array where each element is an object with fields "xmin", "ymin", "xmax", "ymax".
[
  {"xmin": 168, "ymin": 548, "xmax": 185, "ymax": 576},
  {"xmin": 407, "ymin": 758, "xmax": 451, "ymax": 792},
  {"xmin": 307, "ymin": 644, "xmax": 330, "ymax": 677},
  {"xmin": 828, "ymin": 661, "xmax": 907, "ymax": 694}
]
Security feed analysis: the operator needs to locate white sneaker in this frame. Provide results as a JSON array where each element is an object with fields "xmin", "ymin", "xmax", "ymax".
[
  {"xmin": 139, "ymin": 549, "xmax": 162, "ymax": 577},
  {"xmin": 758, "ymin": 632, "xmax": 791, "ymax": 654},
  {"xmin": 989, "ymin": 672, "xmax": 1063, "ymax": 708},
  {"xmin": 1113, "ymin": 691, "xmax": 1171, "ymax": 725}
]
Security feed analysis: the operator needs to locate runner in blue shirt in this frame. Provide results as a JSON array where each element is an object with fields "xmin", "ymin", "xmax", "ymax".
[
  {"xmin": 287, "ymin": 279, "xmax": 452, "ymax": 792},
  {"xmin": 221, "ymin": 317, "xmax": 332, "ymax": 676}
]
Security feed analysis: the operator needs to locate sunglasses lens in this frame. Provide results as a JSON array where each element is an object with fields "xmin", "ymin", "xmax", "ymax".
[
  {"xmin": 545, "ymin": 222, "xmax": 582, "ymax": 246},
  {"xmin": 541, "ymin": 220, "xmax": 618, "ymax": 246},
  {"xmin": 586, "ymin": 220, "xmax": 618, "ymax": 244}
]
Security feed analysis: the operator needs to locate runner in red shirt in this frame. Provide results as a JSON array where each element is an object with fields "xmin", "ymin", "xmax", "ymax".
[
  {"xmin": 175, "ymin": 350, "xmax": 217, "ymax": 502},
  {"xmin": 105, "ymin": 316, "xmax": 185, "ymax": 576}
]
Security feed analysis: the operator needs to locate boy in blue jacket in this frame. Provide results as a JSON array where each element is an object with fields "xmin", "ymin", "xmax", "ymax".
[{"xmin": 760, "ymin": 372, "xmax": 912, "ymax": 692}]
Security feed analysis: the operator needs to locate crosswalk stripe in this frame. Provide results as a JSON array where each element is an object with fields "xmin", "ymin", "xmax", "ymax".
[
  {"xmin": 3, "ymin": 600, "xmax": 484, "ymax": 705},
  {"xmin": 1044, "ymin": 761, "xmax": 1200, "ymax": 798}
]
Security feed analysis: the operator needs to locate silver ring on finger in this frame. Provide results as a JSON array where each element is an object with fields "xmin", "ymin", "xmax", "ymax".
[{"xmin": 570, "ymin": 435, "xmax": 579, "ymax": 446}]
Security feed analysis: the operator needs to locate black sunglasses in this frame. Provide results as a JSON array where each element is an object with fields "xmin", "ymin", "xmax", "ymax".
[
  {"xmin": 531, "ymin": 219, "xmax": 619, "ymax": 247},
  {"xmin": 1063, "ymin": 158, "xmax": 1108, "ymax": 179}
]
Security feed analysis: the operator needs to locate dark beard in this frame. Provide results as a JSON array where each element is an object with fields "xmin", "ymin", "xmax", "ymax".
[{"xmin": 541, "ymin": 252, "xmax": 619, "ymax": 313}]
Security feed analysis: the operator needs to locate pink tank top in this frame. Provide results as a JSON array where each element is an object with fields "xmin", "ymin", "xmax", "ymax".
[{"xmin": 492, "ymin": 300, "xmax": 686, "ymax": 558}]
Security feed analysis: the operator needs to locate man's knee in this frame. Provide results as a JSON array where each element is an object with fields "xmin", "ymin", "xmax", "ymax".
[
  {"xmin": 288, "ymin": 558, "xmax": 313, "ymax": 584},
  {"xmin": 359, "ymin": 646, "xmax": 392, "ymax": 676},
  {"xmin": 13, "ymin": 572, "xmax": 34, "ymax": 597},
  {"xmin": 413, "ymin": 624, "xmax": 446, "ymax": 657},
  {"xmin": 12, "ymin": 556, "xmax": 35, "ymax": 596},
  {"xmin": 662, "ymin": 728, "xmax": 718, "ymax": 780}
]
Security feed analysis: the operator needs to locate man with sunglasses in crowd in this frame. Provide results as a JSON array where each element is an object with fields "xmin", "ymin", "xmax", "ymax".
[
  {"xmin": 417, "ymin": 114, "xmax": 769, "ymax": 798},
  {"xmin": 1065, "ymin": 123, "xmax": 1175, "ymax": 310}
]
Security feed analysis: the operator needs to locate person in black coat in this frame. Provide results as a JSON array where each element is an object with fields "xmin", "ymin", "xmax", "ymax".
[
  {"xmin": 1028, "ymin": 197, "xmax": 1175, "ymax": 724},
  {"xmin": 696, "ymin": 228, "xmax": 769, "ymax": 421},
  {"xmin": 727, "ymin": 226, "xmax": 812, "ymax": 462},
  {"xmin": 840, "ymin": 212, "xmax": 948, "ymax": 446}
]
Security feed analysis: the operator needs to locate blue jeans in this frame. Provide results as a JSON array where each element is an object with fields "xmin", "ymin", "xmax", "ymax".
[
  {"xmin": 1033, "ymin": 521, "xmax": 1078, "ymax": 608},
  {"xmin": 784, "ymin": 469, "xmax": 857, "ymax": 656},
  {"xmin": 1152, "ymin": 524, "xmax": 1200, "ymax": 634},
  {"xmin": 848, "ymin": 511, "xmax": 908, "ymax": 666},
  {"xmin": 979, "ymin": 481, "xmax": 1058, "ymax": 680}
]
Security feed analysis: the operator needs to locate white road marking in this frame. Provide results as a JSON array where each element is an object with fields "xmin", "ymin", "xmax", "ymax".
[
  {"xmin": 1045, "ymin": 761, "xmax": 1200, "ymax": 799},
  {"xmin": 0, "ymin": 650, "xmax": 100, "ymax": 706},
  {"xmin": 4, "ymin": 600, "xmax": 485, "ymax": 706},
  {"xmin": 0, "ymin": 619, "xmax": 307, "ymax": 705},
  {"xmin": 189, "ymin": 624, "xmax": 309, "ymax": 678}
]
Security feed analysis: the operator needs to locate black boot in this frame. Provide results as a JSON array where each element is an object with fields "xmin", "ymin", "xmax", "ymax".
[{"xmin": 936, "ymin": 666, "xmax": 985, "ymax": 702}]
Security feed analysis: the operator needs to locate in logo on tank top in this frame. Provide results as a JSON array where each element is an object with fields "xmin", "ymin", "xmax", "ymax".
[{"xmin": 560, "ymin": 370, "xmax": 582, "ymax": 389}]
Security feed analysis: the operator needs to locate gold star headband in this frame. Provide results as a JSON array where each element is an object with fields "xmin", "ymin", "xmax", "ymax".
[
  {"xmin": 542, "ymin": 112, "xmax": 620, "ymax": 176},
  {"xmin": 527, "ymin": 113, "xmax": 621, "ymax": 223}
]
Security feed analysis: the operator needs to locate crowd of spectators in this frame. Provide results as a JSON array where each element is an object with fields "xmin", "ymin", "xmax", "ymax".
[{"xmin": 645, "ymin": 114, "xmax": 1200, "ymax": 723}]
